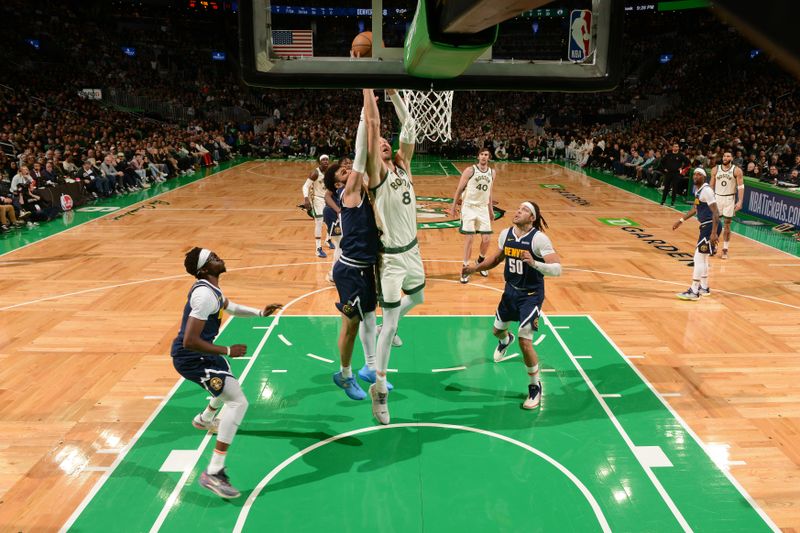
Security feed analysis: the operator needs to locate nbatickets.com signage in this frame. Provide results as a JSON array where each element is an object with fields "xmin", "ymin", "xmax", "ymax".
[{"xmin": 416, "ymin": 196, "xmax": 505, "ymax": 230}]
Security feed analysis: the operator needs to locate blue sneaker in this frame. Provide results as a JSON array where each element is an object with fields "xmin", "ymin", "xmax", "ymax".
[
  {"xmin": 493, "ymin": 332, "xmax": 515, "ymax": 362},
  {"xmin": 357, "ymin": 365, "xmax": 393, "ymax": 391},
  {"xmin": 326, "ymin": 239, "xmax": 335, "ymax": 249},
  {"xmin": 333, "ymin": 371, "xmax": 367, "ymax": 400},
  {"xmin": 316, "ymin": 247, "xmax": 327, "ymax": 258},
  {"xmin": 676, "ymin": 288, "xmax": 699, "ymax": 301}
]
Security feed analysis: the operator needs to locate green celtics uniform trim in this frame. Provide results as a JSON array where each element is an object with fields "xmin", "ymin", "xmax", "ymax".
[{"xmin": 383, "ymin": 237, "xmax": 418, "ymax": 254}]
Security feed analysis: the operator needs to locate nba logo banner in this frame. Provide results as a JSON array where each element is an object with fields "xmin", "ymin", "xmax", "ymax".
[{"xmin": 568, "ymin": 10, "xmax": 593, "ymax": 62}]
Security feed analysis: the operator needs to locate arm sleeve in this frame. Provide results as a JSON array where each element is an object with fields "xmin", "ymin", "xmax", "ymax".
[
  {"xmin": 225, "ymin": 301, "xmax": 262, "ymax": 317},
  {"xmin": 353, "ymin": 111, "xmax": 367, "ymax": 173},
  {"xmin": 497, "ymin": 228, "xmax": 509, "ymax": 250},
  {"xmin": 389, "ymin": 92, "xmax": 408, "ymax": 124},
  {"xmin": 532, "ymin": 232, "xmax": 556, "ymax": 258},
  {"xmin": 399, "ymin": 116, "xmax": 417, "ymax": 145},
  {"xmin": 302, "ymin": 178, "xmax": 313, "ymax": 197},
  {"xmin": 189, "ymin": 286, "xmax": 221, "ymax": 320}
]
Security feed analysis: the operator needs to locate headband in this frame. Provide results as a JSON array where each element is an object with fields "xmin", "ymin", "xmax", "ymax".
[
  {"xmin": 197, "ymin": 248, "xmax": 212, "ymax": 272},
  {"xmin": 521, "ymin": 202, "xmax": 537, "ymax": 220}
]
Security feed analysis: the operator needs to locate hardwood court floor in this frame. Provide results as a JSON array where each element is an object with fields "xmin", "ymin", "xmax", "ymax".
[{"xmin": 0, "ymin": 160, "xmax": 798, "ymax": 531}]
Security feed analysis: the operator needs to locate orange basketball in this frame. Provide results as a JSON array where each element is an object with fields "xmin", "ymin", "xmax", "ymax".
[{"xmin": 351, "ymin": 31, "xmax": 373, "ymax": 58}]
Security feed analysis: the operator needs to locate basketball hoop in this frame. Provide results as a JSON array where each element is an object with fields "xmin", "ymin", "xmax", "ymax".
[{"xmin": 400, "ymin": 89, "xmax": 453, "ymax": 143}]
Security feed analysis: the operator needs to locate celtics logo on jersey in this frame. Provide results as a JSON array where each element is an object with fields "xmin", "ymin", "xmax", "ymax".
[{"xmin": 416, "ymin": 196, "xmax": 505, "ymax": 230}]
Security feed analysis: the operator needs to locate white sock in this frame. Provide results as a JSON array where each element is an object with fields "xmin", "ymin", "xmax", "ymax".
[
  {"xmin": 690, "ymin": 279, "xmax": 700, "ymax": 292},
  {"xmin": 526, "ymin": 364, "xmax": 540, "ymax": 385},
  {"xmin": 341, "ymin": 365, "xmax": 352, "ymax": 379},
  {"xmin": 723, "ymin": 241, "xmax": 729, "ymax": 251},
  {"xmin": 498, "ymin": 333, "xmax": 510, "ymax": 346},
  {"xmin": 376, "ymin": 373, "xmax": 388, "ymax": 394},
  {"xmin": 208, "ymin": 449, "xmax": 226, "ymax": 475},
  {"xmin": 315, "ymin": 238, "xmax": 321, "ymax": 249},
  {"xmin": 700, "ymin": 277, "xmax": 708, "ymax": 289},
  {"xmin": 359, "ymin": 312, "xmax": 377, "ymax": 370}
]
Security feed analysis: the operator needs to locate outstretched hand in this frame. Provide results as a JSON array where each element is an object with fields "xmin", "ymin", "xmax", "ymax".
[{"xmin": 262, "ymin": 303, "xmax": 283, "ymax": 317}]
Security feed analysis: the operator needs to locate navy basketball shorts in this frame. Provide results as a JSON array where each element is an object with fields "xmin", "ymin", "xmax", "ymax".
[
  {"xmin": 172, "ymin": 354, "xmax": 233, "ymax": 397},
  {"xmin": 696, "ymin": 222, "xmax": 722, "ymax": 255},
  {"xmin": 494, "ymin": 285, "xmax": 544, "ymax": 335},
  {"xmin": 333, "ymin": 261, "xmax": 377, "ymax": 320},
  {"xmin": 323, "ymin": 208, "xmax": 341, "ymax": 237}
]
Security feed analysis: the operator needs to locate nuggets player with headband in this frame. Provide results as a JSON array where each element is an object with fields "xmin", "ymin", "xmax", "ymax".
[
  {"xmin": 450, "ymin": 147, "xmax": 495, "ymax": 283},
  {"xmin": 363, "ymin": 87, "xmax": 424, "ymax": 424},
  {"xmin": 463, "ymin": 202, "xmax": 562, "ymax": 409},
  {"xmin": 673, "ymin": 168, "xmax": 721, "ymax": 299},
  {"xmin": 171, "ymin": 247, "xmax": 281, "ymax": 498},
  {"xmin": 302, "ymin": 154, "xmax": 334, "ymax": 258},
  {"xmin": 710, "ymin": 150, "xmax": 744, "ymax": 259}
]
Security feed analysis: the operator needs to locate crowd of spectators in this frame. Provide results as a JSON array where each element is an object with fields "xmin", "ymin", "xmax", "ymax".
[{"xmin": 0, "ymin": 1, "xmax": 797, "ymax": 234}]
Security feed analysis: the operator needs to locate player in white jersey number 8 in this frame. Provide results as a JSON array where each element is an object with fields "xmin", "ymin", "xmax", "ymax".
[{"xmin": 363, "ymin": 88, "xmax": 425, "ymax": 425}]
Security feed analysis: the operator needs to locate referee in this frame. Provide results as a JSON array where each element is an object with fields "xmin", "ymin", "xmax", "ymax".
[{"xmin": 660, "ymin": 142, "xmax": 690, "ymax": 206}]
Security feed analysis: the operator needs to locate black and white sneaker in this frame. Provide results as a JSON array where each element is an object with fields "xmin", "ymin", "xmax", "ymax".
[
  {"xmin": 199, "ymin": 468, "xmax": 241, "ymax": 499},
  {"xmin": 522, "ymin": 382, "xmax": 542, "ymax": 410},
  {"xmin": 492, "ymin": 332, "xmax": 515, "ymax": 362}
]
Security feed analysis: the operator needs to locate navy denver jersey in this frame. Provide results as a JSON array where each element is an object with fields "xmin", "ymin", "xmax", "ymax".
[
  {"xmin": 339, "ymin": 191, "xmax": 380, "ymax": 265},
  {"xmin": 695, "ymin": 183, "xmax": 714, "ymax": 225},
  {"xmin": 501, "ymin": 227, "xmax": 545, "ymax": 294},
  {"xmin": 170, "ymin": 280, "xmax": 224, "ymax": 357}
]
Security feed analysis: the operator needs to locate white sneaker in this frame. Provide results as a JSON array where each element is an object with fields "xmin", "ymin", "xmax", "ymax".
[
  {"xmin": 478, "ymin": 269, "xmax": 488, "ymax": 278},
  {"xmin": 522, "ymin": 382, "xmax": 542, "ymax": 410},
  {"xmin": 192, "ymin": 414, "xmax": 219, "ymax": 433},
  {"xmin": 325, "ymin": 271, "xmax": 334, "ymax": 283},
  {"xmin": 369, "ymin": 384, "xmax": 390, "ymax": 425},
  {"xmin": 377, "ymin": 325, "xmax": 402, "ymax": 347}
]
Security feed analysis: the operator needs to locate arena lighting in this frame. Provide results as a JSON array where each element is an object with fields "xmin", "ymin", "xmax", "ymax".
[{"xmin": 212, "ymin": 50, "xmax": 227, "ymax": 60}]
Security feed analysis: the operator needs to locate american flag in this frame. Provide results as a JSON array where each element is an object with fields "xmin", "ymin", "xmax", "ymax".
[{"xmin": 272, "ymin": 30, "xmax": 314, "ymax": 58}]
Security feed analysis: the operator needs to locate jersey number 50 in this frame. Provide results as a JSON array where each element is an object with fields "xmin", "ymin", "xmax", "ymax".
[{"xmin": 508, "ymin": 258, "xmax": 525, "ymax": 274}]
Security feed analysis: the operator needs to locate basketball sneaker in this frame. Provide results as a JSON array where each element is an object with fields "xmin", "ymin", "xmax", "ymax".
[
  {"xmin": 369, "ymin": 384, "xmax": 390, "ymax": 425},
  {"xmin": 192, "ymin": 414, "xmax": 220, "ymax": 433},
  {"xmin": 316, "ymin": 247, "xmax": 327, "ymax": 258},
  {"xmin": 721, "ymin": 250, "xmax": 728, "ymax": 260},
  {"xmin": 676, "ymin": 288, "xmax": 699, "ymax": 300},
  {"xmin": 333, "ymin": 371, "xmax": 367, "ymax": 400},
  {"xmin": 698, "ymin": 287, "xmax": 711, "ymax": 297},
  {"xmin": 522, "ymin": 382, "xmax": 542, "ymax": 410},
  {"xmin": 326, "ymin": 239, "xmax": 335, "ymax": 249},
  {"xmin": 493, "ymin": 332, "xmax": 515, "ymax": 362},
  {"xmin": 478, "ymin": 269, "xmax": 488, "ymax": 278},
  {"xmin": 376, "ymin": 325, "xmax": 402, "ymax": 347},
  {"xmin": 460, "ymin": 273, "xmax": 469, "ymax": 284},
  {"xmin": 357, "ymin": 365, "xmax": 393, "ymax": 390},
  {"xmin": 199, "ymin": 469, "xmax": 240, "ymax": 499}
]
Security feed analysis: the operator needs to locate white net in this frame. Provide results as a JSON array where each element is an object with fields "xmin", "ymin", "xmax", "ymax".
[{"xmin": 400, "ymin": 89, "xmax": 454, "ymax": 143}]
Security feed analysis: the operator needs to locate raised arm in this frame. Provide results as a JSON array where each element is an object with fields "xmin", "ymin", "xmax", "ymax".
[
  {"xmin": 342, "ymin": 107, "xmax": 367, "ymax": 207},
  {"xmin": 363, "ymin": 89, "xmax": 383, "ymax": 188},
  {"xmin": 449, "ymin": 166, "xmax": 474, "ymax": 218},
  {"xmin": 387, "ymin": 88, "xmax": 416, "ymax": 167}
]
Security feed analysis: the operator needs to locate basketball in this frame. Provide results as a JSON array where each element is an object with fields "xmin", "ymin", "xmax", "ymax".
[{"xmin": 351, "ymin": 31, "xmax": 373, "ymax": 58}]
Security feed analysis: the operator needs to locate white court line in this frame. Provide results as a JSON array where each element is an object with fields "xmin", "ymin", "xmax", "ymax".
[
  {"xmin": 553, "ymin": 326, "xmax": 570, "ymax": 330},
  {"xmin": 574, "ymin": 355, "xmax": 592, "ymax": 359},
  {"xmin": 233, "ymin": 423, "xmax": 611, "ymax": 533},
  {"xmin": 497, "ymin": 353, "xmax": 519, "ymax": 362},
  {"xmin": 563, "ymin": 163, "xmax": 799, "ymax": 259},
  {"xmin": 600, "ymin": 394, "xmax": 622, "ymax": 398},
  {"xmin": 143, "ymin": 395, "xmax": 165, "ymax": 400},
  {"xmin": 0, "ymin": 161, "xmax": 247, "ymax": 260},
  {"xmin": 541, "ymin": 368, "xmax": 557, "ymax": 373},
  {"xmin": 767, "ymin": 264, "xmax": 800, "ymax": 267},
  {"xmin": 238, "ymin": 357, "xmax": 253, "ymax": 360},
  {"xmin": 253, "ymin": 326, "xmax": 270, "ymax": 330},
  {"xmin": 147, "ymin": 286, "xmax": 335, "ymax": 533},
  {"xmin": 271, "ymin": 369, "xmax": 287, "ymax": 373},
  {"xmin": 534, "ymin": 335, "xmax": 546, "ymax": 346},
  {"xmin": 82, "ymin": 467, "xmax": 112, "ymax": 472},
  {"xmin": 545, "ymin": 315, "xmax": 693, "ymax": 532},
  {"xmin": 96, "ymin": 448, "xmax": 125, "ymax": 455},
  {"xmin": 625, "ymin": 355, "xmax": 646, "ymax": 360},
  {"xmin": 306, "ymin": 353, "xmax": 334, "ymax": 364},
  {"xmin": 387, "ymin": 368, "xmax": 398, "ymax": 373},
  {"xmin": 584, "ymin": 315, "xmax": 780, "ymax": 532},
  {"xmin": 565, "ymin": 267, "xmax": 800, "ymax": 311},
  {"xmin": 431, "ymin": 366, "xmax": 467, "ymax": 373},
  {"xmin": 660, "ymin": 392, "xmax": 682, "ymax": 398},
  {"xmin": 278, "ymin": 334, "xmax": 292, "ymax": 346}
]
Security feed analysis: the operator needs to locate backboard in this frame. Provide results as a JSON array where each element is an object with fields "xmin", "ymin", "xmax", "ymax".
[{"xmin": 239, "ymin": 0, "xmax": 624, "ymax": 91}]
